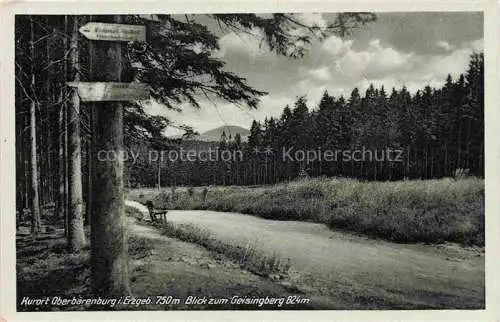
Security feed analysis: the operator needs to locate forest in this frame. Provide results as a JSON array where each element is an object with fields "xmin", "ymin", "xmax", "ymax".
[
  {"xmin": 15, "ymin": 13, "xmax": 382, "ymax": 299},
  {"xmin": 128, "ymin": 54, "xmax": 484, "ymax": 187},
  {"xmin": 14, "ymin": 14, "xmax": 485, "ymax": 233}
]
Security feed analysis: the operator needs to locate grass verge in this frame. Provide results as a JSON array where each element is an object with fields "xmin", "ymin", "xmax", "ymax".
[
  {"xmin": 129, "ymin": 177, "xmax": 484, "ymax": 246},
  {"xmin": 153, "ymin": 221, "xmax": 290, "ymax": 278}
]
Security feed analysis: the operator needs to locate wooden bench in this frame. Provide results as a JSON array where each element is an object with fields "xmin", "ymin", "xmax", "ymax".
[{"xmin": 145, "ymin": 201, "xmax": 168, "ymax": 222}]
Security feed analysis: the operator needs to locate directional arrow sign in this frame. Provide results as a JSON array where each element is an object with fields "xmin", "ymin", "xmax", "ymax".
[
  {"xmin": 67, "ymin": 82, "xmax": 149, "ymax": 102},
  {"xmin": 79, "ymin": 22, "xmax": 146, "ymax": 42},
  {"xmin": 138, "ymin": 14, "xmax": 162, "ymax": 23}
]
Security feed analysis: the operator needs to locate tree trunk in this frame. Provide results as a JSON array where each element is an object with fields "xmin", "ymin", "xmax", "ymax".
[
  {"xmin": 30, "ymin": 102, "xmax": 42, "ymax": 235},
  {"xmin": 444, "ymin": 140, "xmax": 448, "ymax": 177},
  {"xmin": 478, "ymin": 139, "xmax": 484, "ymax": 176},
  {"xmin": 24, "ymin": 113, "xmax": 30, "ymax": 211},
  {"xmin": 86, "ymin": 15, "xmax": 94, "ymax": 227},
  {"xmin": 157, "ymin": 157, "xmax": 161, "ymax": 191},
  {"xmin": 465, "ymin": 119, "xmax": 472, "ymax": 169},
  {"xmin": 64, "ymin": 88, "xmax": 69, "ymax": 236},
  {"xmin": 29, "ymin": 17, "xmax": 41, "ymax": 236},
  {"xmin": 57, "ymin": 88, "xmax": 67, "ymax": 229},
  {"xmin": 457, "ymin": 116, "xmax": 462, "ymax": 169},
  {"xmin": 63, "ymin": 15, "xmax": 70, "ymax": 237},
  {"xmin": 67, "ymin": 16, "xmax": 86, "ymax": 251},
  {"xmin": 424, "ymin": 146, "xmax": 428, "ymax": 179},
  {"xmin": 406, "ymin": 145, "xmax": 410, "ymax": 178},
  {"xmin": 86, "ymin": 119, "xmax": 92, "ymax": 225},
  {"xmin": 45, "ymin": 24, "xmax": 55, "ymax": 206},
  {"xmin": 430, "ymin": 147, "xmax": 434, "ymax": 178},
  {"xmin": 90, "ymin": 15, "xmax": 131, "ymax": 297}
]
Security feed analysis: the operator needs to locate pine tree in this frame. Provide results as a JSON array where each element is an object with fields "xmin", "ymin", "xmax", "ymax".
[
  {"xmin": 27, "ymin": 16, "xmax": 42, "ymax": 236},
  {"xmin": 248, "ymin": 120, "xmax": 262, "ymax": 184},
  {"xmin": 464, "ymin": 52, "xmax": 484, "ymax": 175},
  {"xmin": 314, "ymin": 91, "xmax": 338, "ymax": 175},
  {"xmin": 67, "ymin": 16, "xmax": 86, "ymax": 252}
]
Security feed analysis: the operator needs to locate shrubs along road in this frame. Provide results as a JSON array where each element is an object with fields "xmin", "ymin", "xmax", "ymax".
[{"xmin": 128, "ymin": 177, "xmax": 484, "ymax": 246}]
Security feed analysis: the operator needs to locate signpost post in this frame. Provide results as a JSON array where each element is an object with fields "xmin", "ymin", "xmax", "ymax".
[{"xmin": 85, "ymin": 16, "xmax": 148, "ymax": 297}]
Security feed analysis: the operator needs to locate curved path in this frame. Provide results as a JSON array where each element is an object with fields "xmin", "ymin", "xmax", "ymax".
[
  {"xmin": 126, "ymin": 200, "xmax": 150, "ymax": 214},
  {"xmin": 125, "ymin": 202, "xmax": 484, "ymax": 309}
]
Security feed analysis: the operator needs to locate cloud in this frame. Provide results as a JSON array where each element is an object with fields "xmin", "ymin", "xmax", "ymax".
[
  {"xmin": 216, "ymin": 29, "xmax": 266, "ymax": 59},
  {"xmin": 292, "ymin": 79, "xmax": 327, "ymax": 105},
  {"xmin": 413, "ymin": 38, "xmax": 483, "ymax": 83},
  {"xmin": 340, "ymin": 39, "xmax": 413, "ymax": 79},
  {"xmin": 425, "ymin": 50, "xmax": 472, "ymax": 79},
  {"xmin": 317, "ymin": 36, "xmax": 414, "ymax": 82},
  {"xmin": 254, "ymin": 95, "xmax": 295, "ymax": 118},
  {"xmin": 305, "ymin": 35, "xmax": 482, "ymax": 97},
  {"xmin": 436, "ymin": 40, "xmax": 456, "ymax": 51},
  {"xmin": 466, "ymin": 38, "xmax": 483, "ymax": 51},
  {"xmin": 308, "ymin": 67, "xmax": 332, "ymax": 82},
  {"xmin": 368, "ymin": 39, "xmax": 412, "ymax": 71},
  {"xmin": 293, "ymin": 13, "xmax": 327, "ymax": 29},
  {"xmin": 321, "ymin": 35, "xmax": 353, "ymax": 57},
  {"xmin": 353, "ymin": 38, "xmax": 483, "ymax": 93},
  {"xmin": 285, "ymin": 13, "xmax": 328, "ymax": 42},
  {"xmin": 298, "ymin": 36, "xmax": 415, "ymax": 98},
  {"xmin": 150, "ymin": 14, "xmax": 483, "ymax": 137}
]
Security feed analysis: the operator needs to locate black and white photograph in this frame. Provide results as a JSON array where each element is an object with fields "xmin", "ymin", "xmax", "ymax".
[{"xmin": 1, "ymin": 1, "xmax": 498, "ymax": 319}]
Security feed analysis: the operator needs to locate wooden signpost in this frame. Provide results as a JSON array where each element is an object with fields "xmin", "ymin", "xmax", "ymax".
[
  {"xmin": 74, "ymin": 21, "xmax": 148, "ymax": 102},
  {"xmin": 138, "ymin": 14, "xmax": 162, "ymax": 23},
  {"xmin": 67, "ymin": 82, "xmax": 149, "ymax": 102},
  {"xmin": 79, "ymin": 22, "xmax": 146, "ymax": 42},
  {"xmin": 83, "ymin": 17, "xmax": 149, "ymax": 296}
]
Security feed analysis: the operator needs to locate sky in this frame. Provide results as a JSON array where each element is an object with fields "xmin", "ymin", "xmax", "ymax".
[{"xmin": 147, "ymin": 12, "xmax": 483, "ymax": 136}]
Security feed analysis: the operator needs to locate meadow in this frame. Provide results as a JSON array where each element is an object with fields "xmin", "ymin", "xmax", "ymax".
[{"xmin": 128, "ymin": 177, "xmax": 485, "ymax": 246}]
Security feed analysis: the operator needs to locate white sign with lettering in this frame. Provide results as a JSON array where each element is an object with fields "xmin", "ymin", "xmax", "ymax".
[
  {"xmin": 79, "ymin": 22, "xmax": 146, "ymax": 42},
  {"xmin": 67, "ymin": 82, "xmax": 149, "ymax": 102}
]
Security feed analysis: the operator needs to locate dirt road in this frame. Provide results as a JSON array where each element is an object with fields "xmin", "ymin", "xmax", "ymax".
[
  {"xmin": 127, "ymin": 217, "xmax": 318, "ymax": 310},
  {"xmin": 125, "ymin": 201, "xmax": 484, "ymax": 309}
]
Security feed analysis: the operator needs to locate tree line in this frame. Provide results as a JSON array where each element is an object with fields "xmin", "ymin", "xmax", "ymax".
[{"xmin": 128, "ymin": 52, "xmax": 484, "ymax": 187}]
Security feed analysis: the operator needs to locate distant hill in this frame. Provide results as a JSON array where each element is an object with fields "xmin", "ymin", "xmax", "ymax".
[
  {"xmin": 201, "ymin": 125, "xmax": 250, "ymax": 142},
  {"xmin": 171, "ymin": 125, "xmax": 250, "ymax": 142}
]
